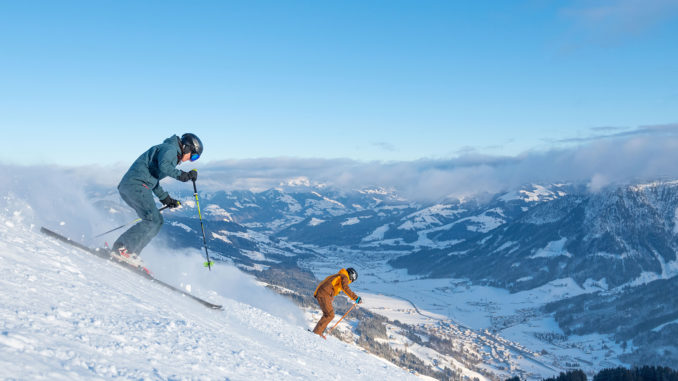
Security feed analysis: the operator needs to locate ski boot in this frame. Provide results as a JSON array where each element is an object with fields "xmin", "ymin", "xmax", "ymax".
[
  {"xmin": 111, "ymin": 247, "xmax": 151, "ymax": 275},
  {"xmin": 307, "ymin": 329, "xmax": 326, "ymax": 340}
]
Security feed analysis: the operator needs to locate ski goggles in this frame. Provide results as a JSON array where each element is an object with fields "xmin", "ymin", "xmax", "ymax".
[{"xmin": 190, "ymin": 152, "xmax": 200, "ymax": 162}]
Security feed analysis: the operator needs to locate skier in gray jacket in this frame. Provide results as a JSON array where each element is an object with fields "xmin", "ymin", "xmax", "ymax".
[{"xmin": 112, "ymin": 133, "xmax": 203, "ymax": 267}]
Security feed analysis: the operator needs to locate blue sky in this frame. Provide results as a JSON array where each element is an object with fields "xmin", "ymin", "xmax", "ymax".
[{"xmin": 1, "ymin": 0, "xmax": 677, "ymax": 166}]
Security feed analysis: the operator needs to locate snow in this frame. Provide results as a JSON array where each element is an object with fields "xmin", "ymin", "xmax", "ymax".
[
  {"xmin": 170, "ymin": 221, "xmax": 193, "ymax": 233},
  {"xmin": 664, "ymin": 259, "xmax": 678, "ymax": 279},
  {"xmin": 311, "ymin": 192, "xmax": 345, "ymax": 208},
  {"xmin": 499, "ymin": 185, "xmax": 566, "ymax": 203},
  {"xmin": 308, "ymin": 218, "xmax": 325, "ymax": 226},
  {"xmin": 398, "ymin": 204, "xmax": 464, "ymax": 230},
  {"xmin": 494, "ymin": 241, "xmax": 518, "ymax": 253},
  {"xmin": 498, "ymin": 191, "xmax": 521, "ymax": 202},
  {"xmin": 303, "ymin": 195, "xmax": 346, "ymax": 217},
  {"xmin": 341, "ymin": 217, "xmax": 361, "ymax": 226},
  {"xmin": 238, "ymin": 263, "xmax": 270, "ymax": 272},
  {"xmin": 424, "ymin": 209, "xmax": 505, "ymax": 235},
  {"xmin": 181, "ymin": 199, "xmax": 196, "ymax": 208},
  {"xmin": 652, "ymin": 318, "xmax": 678, "ymax": 332},
  {"xmin": 359, "ymin": 188, "xmax": 390, "ymax": 196},
  {"xmin": 630, "ymin": 180, "xmax": 678, "ymax": 192},
  {"xmin": 398, "ymin": 220, "xmax": 420, "ymax": 230},
  {"xmin": 362, "ymin": 225, "xmax": 390, "ymax": 242},
  {"xmin": 521, "ymin": 185, "xmax": 555, "ymax": 202},
  {"xmin": 211, "ymin": 231, "xmax": 232, "ymax": 244},
  {"xmin": 361, "ymin": 293, "xmax": 447, "ymax": 326},
  {"xmin": 204, "ymin": 204, "xmax": 234, "ymax": 221},
  {"xmin": 381, "ymin": 324, "xmax": 486, "ymax": 381},
  {"xmin": 283, "ymin": 176, "xmax": 311, "ymax": 187},
  {"xmin": 240, "ymin": 249, "xmax": 268, "ymax": 261},
  {"xmin": 529, "ymin": 238, "xmax": 572, "ymax": 259},
  {"xmin": 409, "ymin": 204, "xmax": 463, "ymax": 219},
  {"xmin": 277, "ymin": 193, "xmax": 302, "ymax": 213},
  {"xmin": 582, "ymin": 278, "xmax": 609, "ymax": 290},
  {"xmin": 0, "ymin": 203, "xmax": 420, "ymax": 380},
  {"xmin": 464, "ymin": 213, "xmax": 505, "ymax": 233}
]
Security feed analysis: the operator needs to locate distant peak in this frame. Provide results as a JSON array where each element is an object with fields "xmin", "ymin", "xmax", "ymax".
[
  {"xmin": 629, "ymin": 180, "xmax": 678, "ymax": 192},
  {"xmin": 358, "ymin": 187, "xmax": 390, "ymax": 195},
  {"xmin": 281, "ymin": 176, "xmax": 311, "ymax": 187},
  {"xmin": 277, "ymin": 177, "xmax": 328, "ymax": 191},
  {"xmin": 498, "ymin": 183, "xmax": 569, "ymax": 203}
]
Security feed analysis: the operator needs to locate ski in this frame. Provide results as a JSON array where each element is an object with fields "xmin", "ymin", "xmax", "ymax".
[{"xmin": 40, "ymin": 227, "xmax": 223, "ymax": 310}]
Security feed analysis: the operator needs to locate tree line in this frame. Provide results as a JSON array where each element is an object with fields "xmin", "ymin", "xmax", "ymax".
[{"xmin": 506, "ymin": 366, "xmax": 678, "ymax": 381}]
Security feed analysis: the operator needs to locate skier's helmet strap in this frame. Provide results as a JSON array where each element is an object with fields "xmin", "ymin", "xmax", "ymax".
[
  {"xmin": 346, "ymin": 267, "xmax": 358, "ymax": 282},
  {"xmin": 181, "ymin": 133, "xmax": 203, "ymax": 161}
]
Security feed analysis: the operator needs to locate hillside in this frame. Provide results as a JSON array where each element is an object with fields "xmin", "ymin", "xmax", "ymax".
[{"xmin": 0, "ymin": 204, "xmax": 421, "ymax": 380}]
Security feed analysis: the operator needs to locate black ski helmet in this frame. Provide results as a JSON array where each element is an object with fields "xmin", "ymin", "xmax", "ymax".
[
  {"xmin": 181, "ymin": 133, "xmax": 203, "ymax": 161},
  {"xmin": 346, "ymin": 268, "xmax": 358, "ymax": 282}
]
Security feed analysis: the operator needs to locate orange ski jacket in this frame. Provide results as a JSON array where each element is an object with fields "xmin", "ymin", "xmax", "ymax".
[{"xmin": 313, "ymin": 268, "xmax": 358, "ymax": 301}]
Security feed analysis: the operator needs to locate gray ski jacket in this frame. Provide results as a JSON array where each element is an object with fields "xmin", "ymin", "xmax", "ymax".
[{"xmin": 118, "ymin": 135, "xmax": 183, "ymax": 201}]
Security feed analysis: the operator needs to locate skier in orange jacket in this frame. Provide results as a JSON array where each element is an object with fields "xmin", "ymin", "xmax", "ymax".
[{"xmin": 312, "ymin": 268, "xmax": 362, "ymax": 337}]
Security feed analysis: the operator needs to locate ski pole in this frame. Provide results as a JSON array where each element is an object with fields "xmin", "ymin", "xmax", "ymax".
[
  {"xmin": 328, "ymin": 303, "xmax": 357, "ymax": 334},
  {"xmin": 192, "ymin": 175, "xmax": 214, "ymax": 270},
  {"xmin": 95, "ymin": 205, "xmax": 169, "ymax": 237}
]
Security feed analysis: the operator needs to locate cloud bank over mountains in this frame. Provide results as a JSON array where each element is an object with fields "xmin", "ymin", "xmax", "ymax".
[
  {"xmin": 4, "ymin": 127, "xmax": 678, "ymax": 202},
  {"xmin": 201, "ymin": 128, "xmax": 678, "ymax": 199}
]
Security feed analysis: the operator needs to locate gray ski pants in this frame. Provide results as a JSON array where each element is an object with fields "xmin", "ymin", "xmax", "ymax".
[{"xmin": 112, "ymin": 184, "xmax": 163, "ymax": 255}]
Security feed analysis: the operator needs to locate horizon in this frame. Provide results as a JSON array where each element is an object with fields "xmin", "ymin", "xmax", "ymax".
[{"xmin": 5, "ymin": 138, "xmax": 678, "ymax": 203}]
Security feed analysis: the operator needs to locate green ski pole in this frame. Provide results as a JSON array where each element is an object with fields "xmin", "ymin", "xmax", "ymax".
[{"xmin": 192, "ymin": 173, "xmax": 213, "ymax": 270}]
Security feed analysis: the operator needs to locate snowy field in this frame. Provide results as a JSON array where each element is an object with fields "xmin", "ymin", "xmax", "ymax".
[{"xmin": 0, "ymin": 199, "xmax": 421, "ymax": 380}]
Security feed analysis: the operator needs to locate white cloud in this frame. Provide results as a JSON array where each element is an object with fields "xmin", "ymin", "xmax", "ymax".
[
  {"xmin": 5, "ymin": 127, "xmax": 678, "ymax": 204},
  {"xmin": 562, "ymin": 0, "xmax": 678, "ymax": 40},
  {"xmin": 190, "ymin": 131, "xmax": 678, "ymax": 200},
  {"xmin": 588, "ymin": 173, "xmax": 610, "ymax": 192}
]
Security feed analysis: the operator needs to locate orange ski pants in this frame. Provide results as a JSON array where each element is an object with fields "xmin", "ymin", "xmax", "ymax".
[{"xmin": 312, "ymin": 293, "xmax": 334, "ymax": 335}]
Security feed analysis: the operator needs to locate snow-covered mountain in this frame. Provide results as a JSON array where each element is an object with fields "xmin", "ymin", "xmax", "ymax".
[
  {"xmin": 193, "ymin": 180, "xmax": 678, "ymax": 299},
  {"xmin": 188, "ymin": 186, "xmax": 407, "ymax": 231},
  {"xmin": 391, "ymin": 181, "xmax": 678, "ymax": 292},
  {"xmin": 167, "ymin": 184, "xmax": 570, "ymax": 251},
  {"xmin": 142, "ymin": 180, "xmax": 678, "ymax": 375},
  {"xmin": 0, "ymin": 198, "xmax": 422, "ymax": 380}
]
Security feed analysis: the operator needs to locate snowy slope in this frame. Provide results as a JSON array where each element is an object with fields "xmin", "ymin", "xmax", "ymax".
[{"xmin": 0, "ymin": 206, "xmax": 420, "ymax": 380}]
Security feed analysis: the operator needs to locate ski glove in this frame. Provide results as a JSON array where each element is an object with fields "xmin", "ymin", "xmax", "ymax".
[
  {"xmin": 161, "ymin": 195, "xmax": 181, "ymax": 209},
  {"xmin": 179, "ymin": 170, "xmax": 198, "ymax": 182},
  {"xmin": 355, "ymin": 296, "xmax": 362, "ymax": 304}
]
